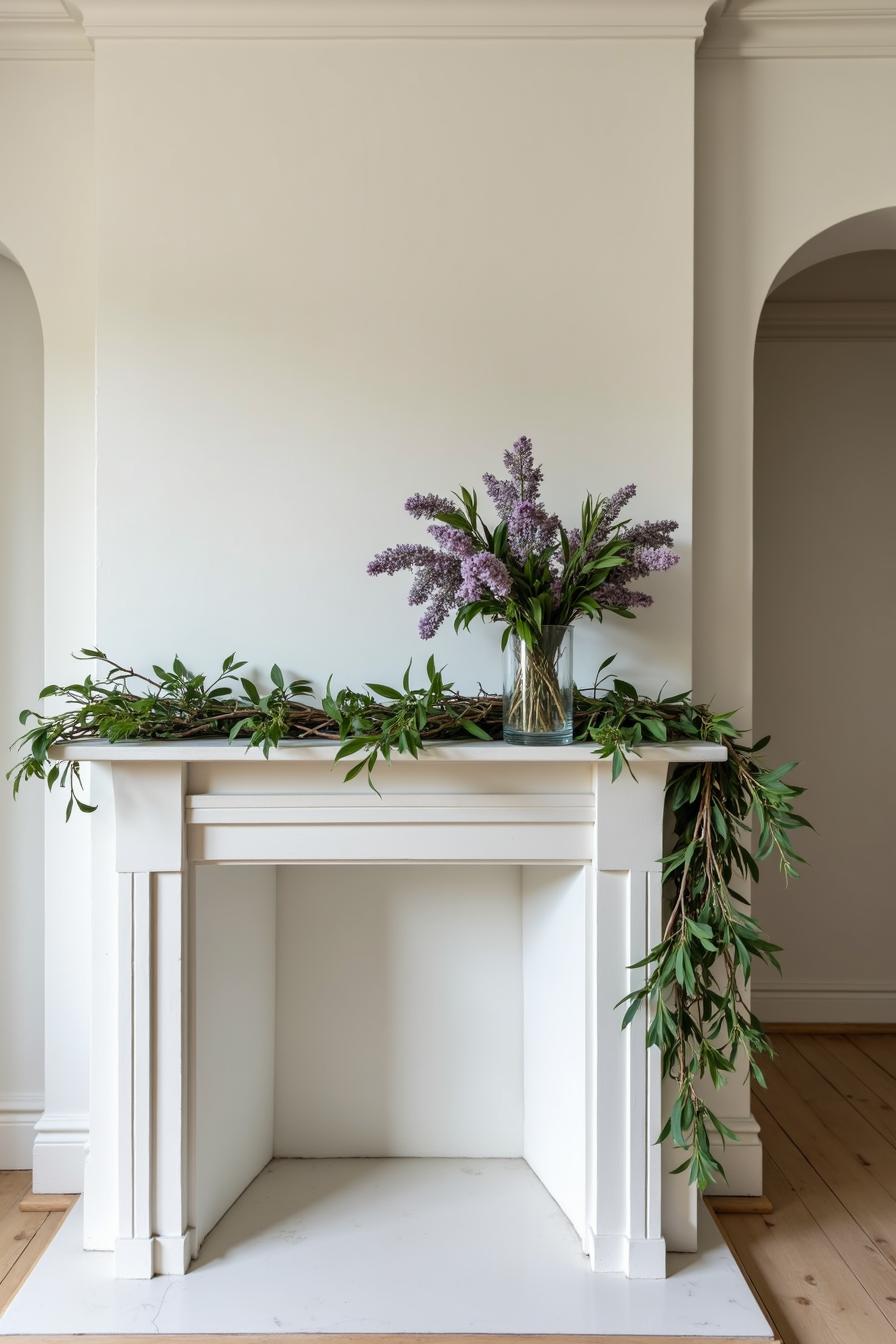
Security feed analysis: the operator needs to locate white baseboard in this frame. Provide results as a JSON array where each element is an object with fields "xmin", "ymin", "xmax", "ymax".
[
  {"xmin": 0, "ymin": 1092, "xmax": 43, "ymax": 1169},
  {"xmin": 752, "ymin": 980, "xmax": 896, "ymax": 1024},
  {"xmin": 707, "ymin": 1113, "xmax": 763, "ymax": 1196},
  {"xmin": 32, "ymin": 1111, "xmax": 89, "ymax": 1193}
]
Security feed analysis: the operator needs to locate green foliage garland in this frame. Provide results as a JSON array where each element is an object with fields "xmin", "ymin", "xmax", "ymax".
[{"xmin": 10, "ymin": 650, "xmax": 809, "ymax": 1188}]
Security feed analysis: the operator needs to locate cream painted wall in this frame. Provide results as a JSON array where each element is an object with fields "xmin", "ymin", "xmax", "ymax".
[
  {"xmin": 694, "ymin": 53, "xmax": 896, "ymax": 714},
  {"xmin": 93, "ymin": 36, "xmax": 698, "ymax": 699},
  {"xmin": 0, "ymin": 58, "xmax": 95, "ymax": 1188},
  {"xmin": 752, "ymin": 330, "xmax": 896, "ymax": 1021},
  {"xmin": 0, "ymin": 257, "xmax": 44, "ymax": 1167}
]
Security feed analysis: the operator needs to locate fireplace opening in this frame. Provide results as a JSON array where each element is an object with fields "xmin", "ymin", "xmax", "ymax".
[{"xmin": 190, "ymin": 863, "xmax": 588, "ymax": 1270}]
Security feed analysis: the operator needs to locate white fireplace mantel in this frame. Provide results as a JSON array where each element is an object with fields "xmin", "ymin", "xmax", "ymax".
[{"xmin": 51, "ymin": 737, "xmax": 725, "ymax": 1284}]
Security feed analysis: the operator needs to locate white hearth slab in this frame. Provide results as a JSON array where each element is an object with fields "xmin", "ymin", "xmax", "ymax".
[{"xmin": 0, "ymin": 1158, "xmax": 770, "ymax": 1337}]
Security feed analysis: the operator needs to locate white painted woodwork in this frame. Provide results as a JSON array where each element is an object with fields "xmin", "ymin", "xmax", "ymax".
[
  {"xmin": 0, "ymin": 255, "xmax": 44, "ymax": 1172},
  {"xmin": 51, "ymin": 738, "xmax": 723, "ymax": 1281},
  {"xmin": 700, "ymin": 0, "xmax": 896, "ymax": 58},
  {"xmin": 67, "ymin": 0, "xmax": 715, "ymax": 42},
  {"xmin": 193, "ymin": 865, "xmax": 276, "ymax": 1244},
  {"xmin": 521, "ymin": 866, "xmax": 587, "ymax": 1239},
  {"xmin": 0, "ymin": 54, "xmax": 95, "ymax": 1193}
]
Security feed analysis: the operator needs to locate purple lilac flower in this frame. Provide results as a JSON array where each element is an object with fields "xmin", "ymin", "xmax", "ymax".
[
  {"xmin": 427, "ymin": 523, "xmax": 477, "ymax": 559},
  {"xmin": 367, "ymin": 542, "xmax": 435, "ymax": 577},
  {"xmin": 367, "ymin": 543, "xmax": 462, "ymax": 639},
  {"xmin": 404, "ymin": 492, "xmax": 455, "ymax": 520},
  {"xmin": 624, "ymin": 518, "xmax": 679, "ymax": 549},
  {"xmin": 600, "ymin": 482, "xmax": 638, "ymax": 531},
  {"xmin": 632, "ymin": 545, "xmax": 677, "ymax": 574},
  {"xmin": 457, "ymin": 553, "xmax": 512, "ymax": 605},
  {"xmin": 591, "ymin": 542, "xmax": 679, "ymax": 612},
  {"xmin": 419, "ymin": 593, "xmax": 454, "ymax": 640},
  {"xmin": 482, "ymin": 434, "xmax": 545, "ymax": 521},
  {"xmin": 593, "ymin": 582, "xmax": 654, "ymax": 610},
  {"xmin": 481, "ymin": 472, "xmax": 518, "ymax": 520},
  {"xmin": 610, "ymin": 540, "xmax": 679, "ymax": 589},
  {"xmin": 503, "ymin": 435, "xmax": 544, "ymax": 500},
  {"xmin": 507, "ymin": 499, "xmax": 560, "ymax": 562}
]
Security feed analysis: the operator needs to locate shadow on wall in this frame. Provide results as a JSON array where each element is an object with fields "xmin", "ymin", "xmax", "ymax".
[
  {"xmin": 752, "ymin": 209, "xmax": 896, "ymax": 1026},
  {"xmin": 0, "ymin": 244, "xmax": 45, "ymax": 1166}
]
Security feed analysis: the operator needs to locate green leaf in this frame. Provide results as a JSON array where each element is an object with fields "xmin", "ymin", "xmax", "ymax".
[
  {"xmin": 366, "ymin": 683, "xmax": 403, "ymax": 700},
  {"xmin": 460, "ymin": 719, "xmax": 492, "ymax": 740},
  {"xmin": 644, "ymin": 716, "xmax": 668, "ymax": 742},
  {"xmin": 240, "ymin": 677, "xmax": 260, "ymax": 705}
]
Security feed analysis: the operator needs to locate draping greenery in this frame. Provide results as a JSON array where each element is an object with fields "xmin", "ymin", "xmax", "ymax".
[{"xmin": 10, "ymin": 650, "xmax": 807, "ymax": 1187}]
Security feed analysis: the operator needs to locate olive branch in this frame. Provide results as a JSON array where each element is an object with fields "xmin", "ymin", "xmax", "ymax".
[{"xmin": 9, "ymin": 649, "xmax": 808, "ymax": 1187}]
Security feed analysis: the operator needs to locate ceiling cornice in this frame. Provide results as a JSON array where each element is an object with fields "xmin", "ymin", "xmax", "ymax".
[
  {"xmin": 0, "ymin": 0, "xmax": 91, "ymax": 57},
  {"xmin": 65, "ymin": 0, "xmax": 714, "ymax": 42},
  {"xmin": 700, "ymin": 0, "xmax": 896, "ymax": 58},
  {"xmin": 758, "ymin": 301, "xmax": 896, "ymax": 339}
]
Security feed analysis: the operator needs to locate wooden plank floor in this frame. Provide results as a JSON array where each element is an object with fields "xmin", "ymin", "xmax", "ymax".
[
  {"xmin": 0, "ymin": 1171, "xmax": 70, "ymax": 1316},
  {"xmin": 717, "ymin": 1031, "xmax": 896, "ymax": 1344}
]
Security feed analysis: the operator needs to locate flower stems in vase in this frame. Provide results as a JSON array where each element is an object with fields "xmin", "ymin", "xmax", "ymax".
[{"xmin": 503, "ymin": 625, "xmax": 573, "ymax": 745}]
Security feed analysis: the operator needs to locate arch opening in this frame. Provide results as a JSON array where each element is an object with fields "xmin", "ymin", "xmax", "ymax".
[{"xmin": 752, "ymin": 221, "xmax": 896, "ymax": 1025}]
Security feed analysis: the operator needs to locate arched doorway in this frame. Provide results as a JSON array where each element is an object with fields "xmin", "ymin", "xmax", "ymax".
[
  {"xmin": 0, "ymin": 245, "xmax": 45, "ymax": 1165},
  {"xmin": 751, "ymin": 232, "xmax": 896, "ymax": 1026}
]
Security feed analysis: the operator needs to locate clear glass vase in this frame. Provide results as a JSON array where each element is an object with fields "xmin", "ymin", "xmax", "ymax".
[{"xmin": 502, "ymin": 624, "xmax": 573, "ymax": 746}]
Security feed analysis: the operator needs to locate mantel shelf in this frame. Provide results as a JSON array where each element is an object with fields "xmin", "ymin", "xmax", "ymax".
[{"xmin": 49, "ymin": 738, "xmax": 726, "ymax": 764}]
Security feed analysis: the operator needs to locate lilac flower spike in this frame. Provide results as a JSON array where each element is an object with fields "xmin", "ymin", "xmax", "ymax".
[
  {"xmin": 483, "ymin": 434, "xmax": 545, "ymax": 521},
  {"xmin": 502, "ymin": 435, "xmax": 544, "ymax": 502},
  {"xmin": 427, "ymin": 523, "xmax": 477, "ymax": 559},
  {"xmin": 405, "ymin": 493, "xmax": 455, "ymax": 520},
  {"xmin": 458, "ymin": 553, "xmax": 512, "ymax": 605},
  {"xmin": 367, "ymin": 543, "xmax": 462, "ymax": 639},
  {"xmin": 603, "ymin": 483, "xmax": 638, "ymax": 527},
  {"xmin": 481, "ymin": 471, "xmax": 518, "ymax": 520},
  {"xmin": 507, "ymin": 498, "xmax": 559, "ymax": 562},
  {"xmin": 633, "ymin": 545, "xmax": 678, "ymax": 573}
]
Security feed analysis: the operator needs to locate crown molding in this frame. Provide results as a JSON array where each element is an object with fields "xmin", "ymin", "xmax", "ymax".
[
  {"xmin": 66, "ymin": 0, "xmax": 714, "ymax": 42},
  {"xmin": 700, "ymin": 0, "xmax": 896, "ymax": 58},
  {"xmin": 757, "ymin": 300, "xmax": 896, "ymax": 339},
  {"xmin": 0, "ymin": 0, "xmax": 90, "ymax": 56}
]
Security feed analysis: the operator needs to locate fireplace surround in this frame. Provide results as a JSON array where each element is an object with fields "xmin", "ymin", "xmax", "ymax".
[{"xmin": 50, "ymin": 738, "xmax": 725, "ymax": 1282}]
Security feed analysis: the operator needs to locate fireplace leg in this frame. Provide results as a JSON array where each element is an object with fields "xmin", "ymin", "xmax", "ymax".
[
  {"xmin": 112, "ymin": 763, "xmax": 193, "ymax": 1278},
  {"xmin": 587, "ymin": 761, "xmax": 693, "ymax": 1277}
]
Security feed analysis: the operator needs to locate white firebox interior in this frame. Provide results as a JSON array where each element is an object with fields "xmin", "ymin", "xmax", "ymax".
[{"xmin": 193, "ymin": 863, "xmax": 586, "ymax": 1248}]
